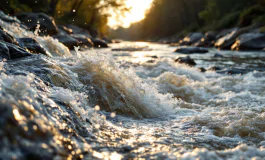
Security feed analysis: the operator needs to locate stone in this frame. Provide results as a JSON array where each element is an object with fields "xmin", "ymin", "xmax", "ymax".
[
  {"xmin": 0, "ymin": 41, "xmax": 32, "ymax": 60},
  {"xmin": 53, "ymin": 35, "xmax": 79, "ymax": 50},
  {"xmin": 0, "ymin": 27, "xmax": 18, "ymax": 45},
  {"xmin": 174, "ymin": 46, "xmax": 208, "ymax": 54},
  {"xmin": 92, "ymin": 38, "xmax": 108, "ymax": 48},
  {"xmin": 215, "ymin": 29, "xmax": 239, "ymax": 49},
  {"xmin": 15, "ymin": 12, "xmax": 58, "ymax": 36},
  {"xmin": 71, "ymin": 34, "xmax": 94, "ymax": 48},
  {"xmin": 175, "ymin": 56, "xmax": 196, "ymax": 66},
  {"xmin": 231, "ymin": 33, "xmax": 265, "ymax": 50},
  {"xmin": 194, "ymin": 31, "xmax": 216, "ymax": 47},
  {"xmin": 17, "ymin": 38, "xmax": 51, "ymax": 56},
  {"xmin": 179, "ymin": 32, "xmax": 204, "ymax": 45}
]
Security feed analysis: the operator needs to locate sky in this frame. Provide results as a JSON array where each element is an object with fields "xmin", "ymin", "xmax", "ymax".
[{"xmin": 108, "ymin": 0, "xmax": 153, "ymax": 29}]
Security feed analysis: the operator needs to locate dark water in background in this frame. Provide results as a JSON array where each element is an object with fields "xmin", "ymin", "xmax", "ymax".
[{"xmin": 1, "ymin": 19, "xmax": 265, "ymax": 159}]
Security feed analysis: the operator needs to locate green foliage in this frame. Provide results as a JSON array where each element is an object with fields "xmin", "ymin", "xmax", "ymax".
[
  {"xmin": 199, "ymin": 0, "xmax": 220, "ymax": 23},
  {"xmin": 215, "ymin": 12, "xmax": 240, "ymax": 30},
  {"xmin": 259, "ymin": 26, "xmax": 265, "ymax": 33},
  {"xmin": 239, "ymin": 5, "xmax": 265, "ymax": 27}
]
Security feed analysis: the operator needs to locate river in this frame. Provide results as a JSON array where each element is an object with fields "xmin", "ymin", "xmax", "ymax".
[{"xmin": 1, "ymin": 19, "xmax": 265, "ymax": 159}]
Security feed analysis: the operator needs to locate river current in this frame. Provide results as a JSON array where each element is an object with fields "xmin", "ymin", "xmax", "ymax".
[{"xmin": 1, "ymin": 19, "xmax": 265, "ymax": 159}]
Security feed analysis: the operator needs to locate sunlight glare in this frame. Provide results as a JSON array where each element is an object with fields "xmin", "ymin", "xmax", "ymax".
[{"xmin": 108, "ymin": 0, "xmax": 153, "ymax": 28}]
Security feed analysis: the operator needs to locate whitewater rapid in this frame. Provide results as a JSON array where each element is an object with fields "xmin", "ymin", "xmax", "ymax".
[{"xmin": 1, "ymin": 19, "xmax": 265, "ymax": 159}]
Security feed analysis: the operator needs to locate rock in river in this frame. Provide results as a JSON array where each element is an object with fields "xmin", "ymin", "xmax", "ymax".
[
  {"xmin": 175, "ymin": 56, "xmax": 196, "ymax": 66},
  {"xmin": 179, "ymin": 32, "xmax": 204, "ymax": 45},
  {"xmin": 92, "ymin": 38, "xmax": 108, "ymax": 48},
  {"xmin": 0, "ymin": 26, "xmax": 18, "ymax": 45},
  {"xmin": 194, "ymin": 31, "xmax": 217, "ymax": 47},
  {"xmin": 15, "ymin": 12, "xmax": 58, "ymax": 36},
  {"xmin": 17, "ymin": 38, "xmax": 51, "ymax": 57},
  {"xmin": 53, "ymin": 35, "xmax": 79, "ymax": 50},
  {"xmin": 174, "ymin": 46, "xmax": 208, "ymax": 54},
  {"xmin": 0, "ymin": 41, "xmax": 32, "ymax": 60},
  {"xmin": 231, "ymin": 33, "xmax": 265, "ymax": 51}
]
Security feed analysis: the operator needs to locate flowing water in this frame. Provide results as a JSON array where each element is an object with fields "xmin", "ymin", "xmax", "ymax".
[{"xmin": 1, "ymin": 19, "xmax": 265, "ymax": 160}]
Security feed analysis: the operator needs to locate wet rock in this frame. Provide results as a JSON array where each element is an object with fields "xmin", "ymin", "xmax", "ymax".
[
  {"xmin": 175, "ymin": 56, "xmax": 196, "ymax": 66},
  {"xmin": 217, "ymin": 68, "xmax": 249, "ymax": 75},
  {"xmin": 0, "ymin": 41, "xmax": 32, "ymax": 59},
  {"xmin": 179, "ymin": 32, "xmax": 204, "ymax": 45},
  {"xmin": 65, "ymin": 24, "xmax": 92, "ymax": 38},
  {"xmin": 231, "ymin": 33, "xmax": 265, "ymax": 50},
  {"xmin": 58, "ymin": 25, "xmax": 73, "ymax": 35},
  {"xmin": 215, "ymin": 29, "xmax": 239, "ymax": 49},
  {"xmin": 194, "ymin": 31, "xmax": 217, "ymax": 47},
  {"xmin": 199, "ymin": 68, "xmax": 206, "ymax": 72},
  {"xmin": 0, "ymin": 27, "xmax": 18, "ymax": 45},
  {"xmin": 213, "ymin": 53, "xmax": 224, "ymax": 58},
  {"xmin": 207, "ymin": 66, "xmax": 223, "ymax": 71},
  {"xmin": 174, "ymin": 46, "xmax": 208, "ymax": 54},
  {"xmin": 0, "ymin": 11, "xmax": 21, "ymax": 24},
  {"xmin": 92, "ymin": 38, "xmax": 108, "ymax": 48},
  {"xmin": 215, "ymin": 26, "xmax": 256, "ymax": 50},
  {"xmin": 17, "ymin": 38, "xmax": 51, "ymax": 56},
  {"xmin": 71, "ymin": 34, "xmax": 94, "ymax": 48},
  {"xmin": 53, "ymin": 35, "xmax": 79, "ymax": 50},
  {"xmin": 15, "ymin": 12, "xmax": 58, "ymax": 36}
]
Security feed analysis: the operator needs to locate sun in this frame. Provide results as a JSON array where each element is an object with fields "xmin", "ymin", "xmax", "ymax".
[{"xmin": 108, "ymin": 0, "xmax": 153, "ymax": 29}]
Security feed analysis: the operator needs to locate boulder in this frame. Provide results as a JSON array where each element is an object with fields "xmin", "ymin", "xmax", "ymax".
[
  {"xmin": 17, "ymin": 38, "xmax": 51, "ymax": 57},
  {"xmin": 214, "ymin": 29, "xmax": 239, "ymax": 49},
  {"xmin": 58, "ymin": 25, "xmax": 73, "ymax": 35},
  {"xmin": 0, "ymin": 41, "xmax": 31, "ymax": 60},
  {"xmin": 15, "ymin": 12, "xmax": 58, "ymax": 36},
  {"xmin": 53, "ymin": 35, "xmax": 79, "ymax": 50},
  {"xmin": 92, "ymin": 38, "xmax": 108, "ymax": 48},
  {"xmin": 179, "ymin": 32, "xmax": 204, "ymax": 45},
  {"xmin": 174, "ymin": 46, "xmax": 208, "ymax": 54},
  {"xmin": 65, "ymin": 24, "xmax": 92, "ymax": 38},
  {"xmin": 194, "ymin": 31, "xmax": 217, "ymax": 47},
  {"xmin": 71, "ymin": 34, "xmax": 94, "ymax": 48},
  {"xmin": 231, "ymin": 33, "xmax": 265, "ymax": 50},
  {"xmin": 0, "ymin": 27, "xmax": 18, "ymax": 45},
  {"xmin": 175, "ymin": 56, "xmax": 196, "ymax": 66},
  {"xmin": 0, "ymin": 11, "xmax": 21, "ymax": 24}
]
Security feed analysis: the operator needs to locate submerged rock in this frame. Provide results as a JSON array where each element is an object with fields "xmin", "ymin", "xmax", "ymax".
[
  {"xmin": 231, "ymin": 33, "xmax": 265, "ymax": 50},
  {"xmin": 174, "ymin": 46, "xmax": 208, "ymax": 54},
  {"xmin": 175, "ymin": 56, "xmax": 196, "ymax": 66},
  {"xmin": 0, "ymin": 41, "xmax": 32, "ymax": 59},
  {"xmin": 17, "ymin": 38, "xmax": 51, "ymax": 57},
  {"xmin": 15, "ymin": 12, "xmax": 58, "ymax": 36}
]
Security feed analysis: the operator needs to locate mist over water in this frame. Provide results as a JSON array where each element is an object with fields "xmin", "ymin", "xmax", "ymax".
[{"xmin": 1, "ymin": 20, "xmax": 265, "ymax": 159}]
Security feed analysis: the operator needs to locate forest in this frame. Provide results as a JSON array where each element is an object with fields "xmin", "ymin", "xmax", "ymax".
[{"xmin": 111, "ymin": 0, "xmax": 265, "ymax": 41}]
